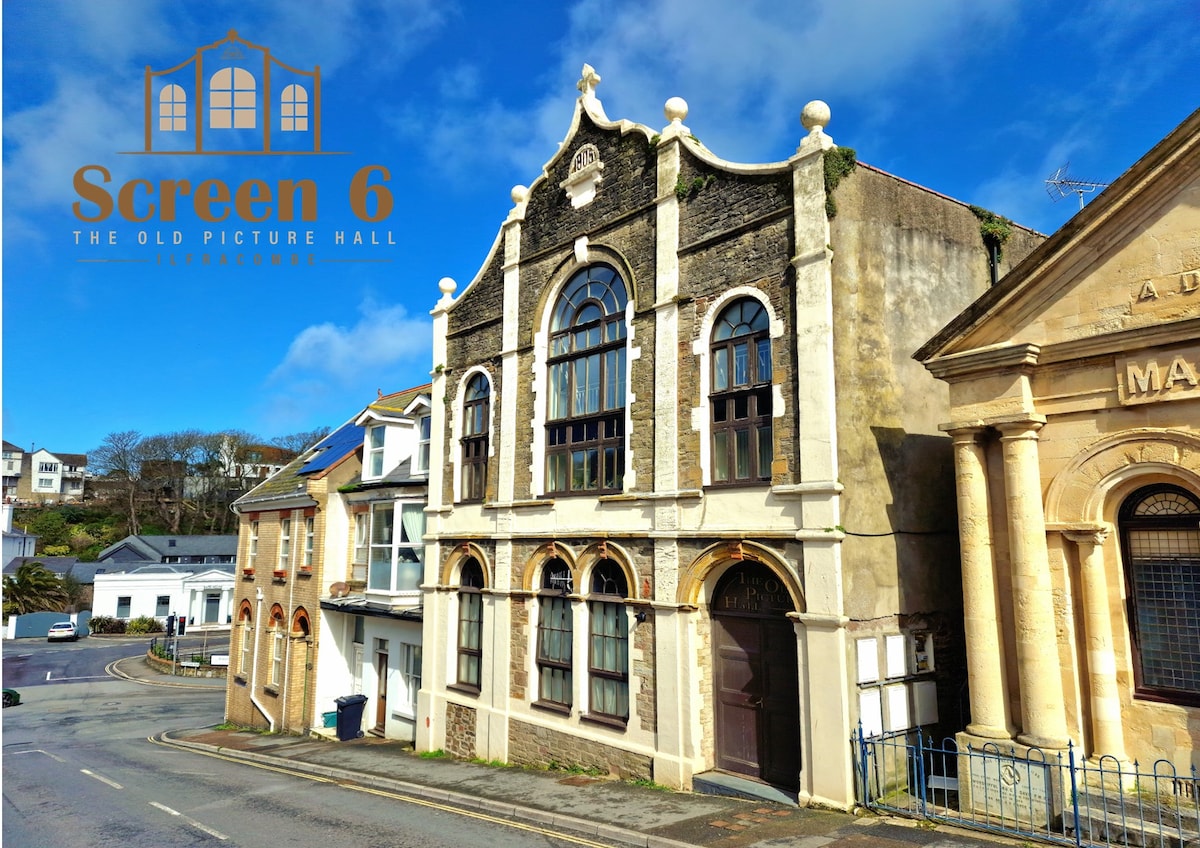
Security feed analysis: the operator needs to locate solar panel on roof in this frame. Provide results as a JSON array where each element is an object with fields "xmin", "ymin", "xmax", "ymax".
[{"xmin": 298, "ymin": 421, "xmax": 364, "ymax": 475}]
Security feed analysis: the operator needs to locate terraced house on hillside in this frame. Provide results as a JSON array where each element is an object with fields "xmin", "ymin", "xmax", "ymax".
[{"xmin": 416, "ymin": 66, "xmax": 1042, "ymax": 808}]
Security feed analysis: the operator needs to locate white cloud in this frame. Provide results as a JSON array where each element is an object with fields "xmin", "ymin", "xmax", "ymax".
[
  {"xmin": 270, "ymin": 300, "xmax": 431, "ymax": 383},
  {"xmin": 396, "ymin": 0, "xmax": 1016, "ymax": 181},
  {"xmin": 256, "ymin": 299, "xmax": 431, "ymax": 437}
]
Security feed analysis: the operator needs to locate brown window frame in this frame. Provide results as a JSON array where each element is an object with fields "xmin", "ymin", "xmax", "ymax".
[
  {"xmin": 587, "ymin": 560, "xmax": 629, "ymax": 723},
  {"xmin": 709, "ymin": 298, "xmax": 772, "ymax": 486},
  {"xmin": 455, "ymin": 559, "xmax": 484, "ymax": 693},
  {"xmin": 545, "ymin": 265, "xmax": 627, "ymax": 496},
  {"xmin": 535, "ymin": 560, "xmax": 574, "ymax": 711},
  {"xmin": 461, "ymin": 374, "xmax": 490, "ymax": 503}
]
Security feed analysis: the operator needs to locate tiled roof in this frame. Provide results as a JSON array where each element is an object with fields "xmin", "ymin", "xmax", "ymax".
[
  {"xmin": 2, "ymin": 440, "xmax": 23, "ymax": 453},
  {"xmin": 96, "ymin": 534, "xmax": 237, "ymax": 561},
  {"xmin": 367, "ymin": 384, "xmax": 430, "ymax": 416}
]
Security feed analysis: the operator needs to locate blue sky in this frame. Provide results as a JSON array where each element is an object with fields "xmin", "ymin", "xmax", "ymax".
[{"xmin": 3, "ymin": 0, "xmax": 1197, "ymax": 458}]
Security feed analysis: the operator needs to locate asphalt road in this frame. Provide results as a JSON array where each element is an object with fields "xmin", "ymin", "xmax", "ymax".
[
  {"xmin": 2, "ymin": 633, "xmax": 227, "ymax": 689},
  {"xmin": 2, "ymin": 639, "xmax": 619, "ymax": 848}
]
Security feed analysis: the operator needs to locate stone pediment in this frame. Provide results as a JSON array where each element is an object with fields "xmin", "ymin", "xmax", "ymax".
[{"xmin": 918, "ymin": 108, "xmax": 1200, "ymax": 366}]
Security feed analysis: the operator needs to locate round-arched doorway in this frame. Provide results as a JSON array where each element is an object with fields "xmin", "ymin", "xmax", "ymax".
[{"xmin": 711, "ymin": 562, "xmax": 800, "ymax": 789}]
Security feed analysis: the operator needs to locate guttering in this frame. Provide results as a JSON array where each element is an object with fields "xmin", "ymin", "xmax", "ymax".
[{"xmin": 233, "ymin": 491, "xmax": 318, "ymax": 513}]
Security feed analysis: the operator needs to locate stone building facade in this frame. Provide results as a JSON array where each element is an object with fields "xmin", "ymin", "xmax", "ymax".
[
  {"xmin": 417, "ymin": 67, "xmax": 1041, "ymax": 807},
  {"xmin": 917, "ymin": 108, "xmax": 1200, "ymax": 771}
]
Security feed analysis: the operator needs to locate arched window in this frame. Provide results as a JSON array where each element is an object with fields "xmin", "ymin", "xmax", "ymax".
[
  {"xmin": 710, "ymin": 298, "xmax": 772, "ymax": 484},
  {"xmin": 455, "ymin": 559, "xmax": 484, "ymax": 691},
  {"xmin": 1120, "ymin": 484, "xmax": 1200, "ymax": 704},
  {"xmin": 587, "ymin": 560, "xmax": 629, "ymax": 721},
  {"xmin": 546, "ymin": 265, "xmax": 627, "ymax": 494},
  {"xmin": 280, "ymin": 84, "xmax": 308, "ymax": 131},
  {"xmin": 209, "ymin": 67, "xmax": 256, "ymax": 129},
  {"xmin": 269, "ymin": 605, "xmax": 285, "ymax": 686},
  {"xmin": 462, "ymin": 374, "xmax": 490, "ymax": 502},
  {"xmin": 238, "ymin": 603, "xmax": 253, "ymax": 675},
  {"xmin": 158, "ymin": 84, "xmax": 187, "ymax": 131},
  {"xmin": 536, "ymin": 560, "xmax": 573, "ymax": 709}
]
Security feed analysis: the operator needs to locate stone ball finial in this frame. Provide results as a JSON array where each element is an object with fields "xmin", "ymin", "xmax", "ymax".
[
  {"xmin": 438, "ymin": 277, "xmax": 457, "ymax": 297},
  {"xmin": 511, "ymin": 185, "xmax": 529, "ymax": 204},
  {"xmin": 801, "ymin": 100, "xmax": 831, "ymax": 133},
  {"xmin": 664, "ymin": 96, "xmax": 689, "ymax": 124}
]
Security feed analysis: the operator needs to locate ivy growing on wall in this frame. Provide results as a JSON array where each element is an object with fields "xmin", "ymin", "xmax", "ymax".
[
  {"xmin": 969, "ymin": 205, "xmax": 1013, "ymax": 259},
  {"xmin": 675, "ymin": 173, "xmax": 716, "ymax": 201},
  {"xmin": 823, "ymin": 147, "xmax": 857, "ymax": 218}
]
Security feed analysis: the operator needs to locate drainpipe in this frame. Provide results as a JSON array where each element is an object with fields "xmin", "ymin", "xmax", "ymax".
[
  {"xmin": 281, "ymin": 554, "xmax": 297, "ymax": 732},
  {"xmin": 249, "ymin": 587, "xmax": 275, "ymax": 731}
]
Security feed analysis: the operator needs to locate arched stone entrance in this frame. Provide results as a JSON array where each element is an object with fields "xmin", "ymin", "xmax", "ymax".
[{"xmin": 711, "ymin": 561, "xmax": 800, "ymax": 790}]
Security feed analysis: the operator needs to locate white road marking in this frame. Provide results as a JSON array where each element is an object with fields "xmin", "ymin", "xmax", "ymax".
[
  {"xmin": 149, "ymin": 802, "xmax": 227, "ymax": 840},
  {"xmin": 10, "ymin": 750, "xmax": 66, "ymax": 762},
  {"xmin": 189, "ymin": 821, "xmax": 228, "ymax": 840},
  {"xmin": 80, "ymin": 769, "xmax": 123, "ymax": 789}
]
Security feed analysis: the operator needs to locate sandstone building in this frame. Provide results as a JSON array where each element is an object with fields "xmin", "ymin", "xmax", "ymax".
[
  {"xmin": 417, "ymin": 67, "xmax": 1041, "ymax": 807},
  {"xmin": 917, "ymin": 108, "xmax": 1200, "ymax": 770}
]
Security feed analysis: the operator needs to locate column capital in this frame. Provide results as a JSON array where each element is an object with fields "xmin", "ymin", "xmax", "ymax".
[
  {"xmin": 1060, "ymin": 524, "xmax": 1111, "ymax": 548},
  {"xmin": 943, "ymin": 422, "xmax": 988, "ymax": 442},
  {"xmin": 995, "ymin": 415, "xmax": 1047, "ymax": 439}
]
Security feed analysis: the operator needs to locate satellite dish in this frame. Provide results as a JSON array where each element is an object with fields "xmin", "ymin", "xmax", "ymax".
[{"xmin": 329, "ymin": 581, "xmax": 349, "ymax": 598}]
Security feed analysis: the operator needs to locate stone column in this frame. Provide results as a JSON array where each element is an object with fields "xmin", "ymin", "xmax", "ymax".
[
  {"xmin": 1064, "ymin": 526, "xmax": 1127, "ymax": 762},
  {"xmin": 948, "ymin": 427, "xmax": 1010, "ymax": 738},
  {"xmin": 997, "ymin": 419, "xmax": 1068, "ymax": 749}
]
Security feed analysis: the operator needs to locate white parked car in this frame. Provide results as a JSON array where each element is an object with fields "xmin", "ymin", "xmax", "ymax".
[{"xmin": 47, "ymin": 622, "xmax": 78, "ymax": 642}]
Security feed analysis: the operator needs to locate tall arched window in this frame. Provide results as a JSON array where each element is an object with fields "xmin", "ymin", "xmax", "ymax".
[
  {"xmin": 269, "ymin": 605, "xmax": 285, "ymax": 687},
  {"xmin": 280, "ymin": 83, "xmax": 308, "ymax": 131},
  {"xmin": 158, "ymin": 84, "xmax": 187, "ymax": 131},
  {"xmin": 587, "ymin": 560, "xmax": 629, "ymax": 721},
  {"xmin": 710, "ymin": 298, "xmax": 772, "ymax": 484},
  {"xmin": 238, "ymin": 602, "xmax": 253, "ymax": 675},
  {"xmin": 462, "ymin": 374, "xmax": 490, "ymax": 502},
  {"xmin": 209, "ymin": 67, "xmax": 256, "ymax": 129},
  {"xmin": 546, "ymin": 265, "xmax": 627, "ymax": 494},
  {"xmin": 1120, "ymin": 484, "xmax": 1200, "ymax": 704},
  {"xmin": 536, "ymin": 560, "xmax": 574, "ymax": 709},
  {"xmin": 455, "ymin": 559, "xmax": 484, "ymax": 691}
]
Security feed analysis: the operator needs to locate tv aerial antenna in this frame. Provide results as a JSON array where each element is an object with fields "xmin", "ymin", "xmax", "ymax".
[{"xmin": 1045, "ymin": 163, "xmax": 1108, "ymax": 210}]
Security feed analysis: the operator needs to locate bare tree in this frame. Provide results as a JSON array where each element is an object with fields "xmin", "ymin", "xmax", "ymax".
[
  {"xmin": 270, "ymin": 428, "xmax": 330, "ymax": 458},
  {"xmin": 139, "ymin": 430, "xmax": 204, "ymax": 534},
  {"xmin": 89, "ymin": 430, "xmax": 144, "ymax": 535}
]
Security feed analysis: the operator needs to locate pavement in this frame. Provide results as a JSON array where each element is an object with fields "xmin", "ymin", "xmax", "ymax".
[{"xmin": 111, "ymin": 653, "xmax": 1020, "ymax": 848}]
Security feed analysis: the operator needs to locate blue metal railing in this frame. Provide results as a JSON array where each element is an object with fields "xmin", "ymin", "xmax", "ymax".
[{"xmin": 853, "ymin": 726, "xmax": 1200, "ymax": 848}]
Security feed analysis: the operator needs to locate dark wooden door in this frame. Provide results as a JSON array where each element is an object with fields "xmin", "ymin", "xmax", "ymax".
[
  {"xmin": 374, "ymin": 650, "xmax": 388, "ymax": 730},
  {"xmin": 712, "ymin": 564, "xmax": 800, "ymax": 789}
]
